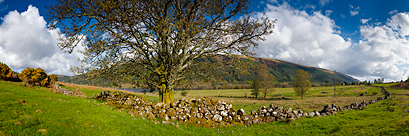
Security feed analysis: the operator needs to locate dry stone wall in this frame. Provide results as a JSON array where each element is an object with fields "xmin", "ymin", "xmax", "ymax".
[
  {"xmin": 53, "ymin": 83, "xmax": 88, "ymax": 98},
  {"xmin": 91, "ymin": 87, "xmax": 391, "ymax": 128}
]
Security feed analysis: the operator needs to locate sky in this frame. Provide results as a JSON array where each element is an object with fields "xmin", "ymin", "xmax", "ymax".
[{"xmin": 1, "ymin": 0, "xmax": 409, "ymax": 82}]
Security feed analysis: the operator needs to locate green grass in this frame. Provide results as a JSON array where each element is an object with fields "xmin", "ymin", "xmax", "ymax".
[
  {"xmin": 166, "ymin": 85, "xmax": 385, "ymax": 113},
  {"xmin": 1, "ymin": 80, "xmax": 408, "ymax": 135},
  {"xmin": 170, "ymin": 85, "xmax": 373, "ymax": 98}
]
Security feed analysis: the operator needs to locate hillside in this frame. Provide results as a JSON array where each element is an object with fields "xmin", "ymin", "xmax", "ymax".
[
  {"xmin": 252, "ymin": 57, "xmax": 358, "ymax": 83},
  {"xmin": 58, "ymin": 56, "xmax": 359, "ymax": 87}
]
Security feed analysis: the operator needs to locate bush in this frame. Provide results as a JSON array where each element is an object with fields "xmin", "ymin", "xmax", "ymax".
[
  {"xmin": 373, "ymin": 92, "xmax": 378, "ymax": 96},
  {"xmin": 19, "ymin": 67, "xmax": 47, "ymax": 87},
  {"xmin": 180, "ymin": 90, "xmax": 188, "ymax": 97},
  {"xmin": 38, "ymin": 74, "xmax": 58, "ymax": 87},
  {"xmin": 0, "ymin": 63, "xmax": 13, "ymax": 80}
]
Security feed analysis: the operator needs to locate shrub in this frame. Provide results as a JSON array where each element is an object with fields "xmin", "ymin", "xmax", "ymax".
[
  {"xmin": 180, "ymin": 90, "xmax": 188, "ymax": 97},
  {"xmin": 373, "ymin": 92, "xmax": 378, "ymax": 96},
  {"xmin": 0, "ymin": 63, "xmax": 13, "ymax": 80},
  {"xmin": 19, "ymin": 67, "xmax": 47, "ymax": 87}
]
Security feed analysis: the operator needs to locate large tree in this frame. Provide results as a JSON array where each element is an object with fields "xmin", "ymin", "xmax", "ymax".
[
  {"xmin": 46, "ymin": 0, "xmax": 275, "ymax": 104},
  {"xmin": 293, "ymin": 69, "xmax": 311, "ymax": 99}
]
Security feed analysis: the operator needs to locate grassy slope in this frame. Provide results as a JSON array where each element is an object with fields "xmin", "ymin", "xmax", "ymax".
[{"xmin": 1, "ymin": 81, "xmax": 408, "ymax": 135}]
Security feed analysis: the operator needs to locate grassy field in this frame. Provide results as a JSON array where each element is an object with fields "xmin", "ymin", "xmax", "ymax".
[
  {"xmin": 147, "ymin": 85, "xmax": 384, "ymax": 113},
  {"xmin": 1, "ymin": 80, "xmax": 408, "ymax": 135}
]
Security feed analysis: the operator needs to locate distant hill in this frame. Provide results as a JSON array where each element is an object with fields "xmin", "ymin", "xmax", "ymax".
[
  {"xmin": 249, "ymin": 57, "xmax": 358, "ymax": 83},
  {"xmin": 58, "ymin": 56, "xmax": 359, "ymax": 87}
]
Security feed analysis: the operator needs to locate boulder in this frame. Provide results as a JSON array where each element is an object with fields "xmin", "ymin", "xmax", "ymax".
[
  {"xmin": 237, "ymin": 109, "xmax": 246, "ymax": 115},
  {"xmin": 212, "ymin": 114, "xmax": 222, "ymax": 122}
]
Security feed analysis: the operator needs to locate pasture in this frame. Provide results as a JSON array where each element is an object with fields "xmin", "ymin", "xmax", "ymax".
[
  {"xmin": 147, "ymin": 85, "xmax": 385, "ymax": 112},
  {"xmin": 1, "ymin": 81, "xmax": 408, "ymax": 135}
]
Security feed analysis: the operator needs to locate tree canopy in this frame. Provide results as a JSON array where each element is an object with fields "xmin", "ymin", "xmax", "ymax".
[
  {"xmin": 293, "ymin": 69, "xmax": 311, "ymax": 99},
  {"xmin": 46, "ymin": 0, "xmax": 276, "ymax": 103}
]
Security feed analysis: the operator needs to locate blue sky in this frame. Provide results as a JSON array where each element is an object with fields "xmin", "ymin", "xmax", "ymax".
[{"xmin": 1, "ymin": 0, "xmax": 409, "ymax": 82}]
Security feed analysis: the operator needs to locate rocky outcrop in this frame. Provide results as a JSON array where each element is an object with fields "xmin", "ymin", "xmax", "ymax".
[{"xmin": 91, "ymin": 86, "xmax": 392, "ymax": 128}]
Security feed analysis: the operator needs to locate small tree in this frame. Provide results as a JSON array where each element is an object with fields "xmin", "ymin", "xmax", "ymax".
[
  {"xmin": 293, "ymin": 69, "xmax": 311, "ymax": 99},
  {"xmin": 251, "ymin": 79, "xmax": 261, "ymax": 98},
  {"xmin": 180, "ymin": 90, "xmax": 188, "ymax": 97},
  {"xmin": 258, "ymin": 64, "xmax": 275, "ymax": 98}
]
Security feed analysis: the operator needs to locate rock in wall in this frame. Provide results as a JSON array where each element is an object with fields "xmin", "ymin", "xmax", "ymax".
[{"xmin": 90, "ymin": 86, "xmax": 392, "ymax": 128}]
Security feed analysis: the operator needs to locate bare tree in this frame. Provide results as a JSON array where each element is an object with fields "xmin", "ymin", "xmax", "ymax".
[
  {"xmin": 293, "ymin": 69, "xmax": 311, "ymax": 99},
  {"xmin": 46, "ymin": 0, "xmax": 276, "ymax": 103}
]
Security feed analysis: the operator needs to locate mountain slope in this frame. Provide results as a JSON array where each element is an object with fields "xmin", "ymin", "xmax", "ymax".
[
  {"xmin": 58, "ymin": 56, "xmax": 359, "ymax": 86},
  {"xmin": 250, "ymin": 57, "xmax": 358, "ymax": 83}
]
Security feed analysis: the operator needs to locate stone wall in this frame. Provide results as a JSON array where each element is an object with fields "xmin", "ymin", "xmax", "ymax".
[
  {"xmin": 53, "ymin": 82, "xmax": 88, "ymax": 98},
  {"xmin": 91, "ymin": 86, "xmax": 391, "ymax": 128}
]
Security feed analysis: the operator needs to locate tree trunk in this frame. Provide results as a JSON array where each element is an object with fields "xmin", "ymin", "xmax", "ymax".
[
  {"xmin": 159, "ymin": 85, "xmax": 174, "ymax": 104},
  {"xmin": 158, "ymin": 71, "xmax": 174, "ymax": 104},
  {"xmin": 264, "ymin": 88, "xmax": 267, "ymax": 98}
]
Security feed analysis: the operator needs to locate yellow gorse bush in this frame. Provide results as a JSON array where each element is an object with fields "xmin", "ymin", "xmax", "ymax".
[
  {"xmin": 19, "ymin": 67, "xmax": 47, "ymax": 87},
  {"xmin": 0, "ymin": 63, "xmax": 13, "ymax": 80}
]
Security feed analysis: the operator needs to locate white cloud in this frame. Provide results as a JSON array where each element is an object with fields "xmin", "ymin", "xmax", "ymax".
[
  {"xmin": 319, "ymin": 0, "xmax": 330, "ymax": 6},
  {"xmin": 253, "ymin": 2, "xmax": 409, "ymax": 82},
  {"xmin": 360, "ymin": 18, "xmax": 371, "ymax": 24},
  {"xmin": 0, "ymin": 0, "xmax": 4, "ymax": 4},
  {"xmin": 341, "ymin": 14, "xmax": 345, "ymax": 18},
  {"xmin": 305, "ymin": 4, "xmax": 316, "ymax": 10},
  {"xmin": 325, "ymin": 10, "xmax": 333, "ymax": 16},
  {"xmin": 389, "ymin": 9, "xmax": 398, "ymax": 15},
  {"xmin": 269, "ymin": 0, "xmax": 278, "ymax": 4},
  {"xmin": 349, "ymin": 5, "xmax": 360, "ymax": 16},
  {"xmin": 387, "ymin": 13, "xmax": 409, "ymax": 36},
  {"xmin": 0, "ymin": 5, "xmax": 84, "ymax": 76},
  {"xmin": 254, "ymin": 2, "xmax": 351, "ymax": 70}
]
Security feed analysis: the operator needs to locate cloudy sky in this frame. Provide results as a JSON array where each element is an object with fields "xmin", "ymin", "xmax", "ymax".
[{"xmin": 1, "ymin": 0, "xmax": 409, "ymax": 82}]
